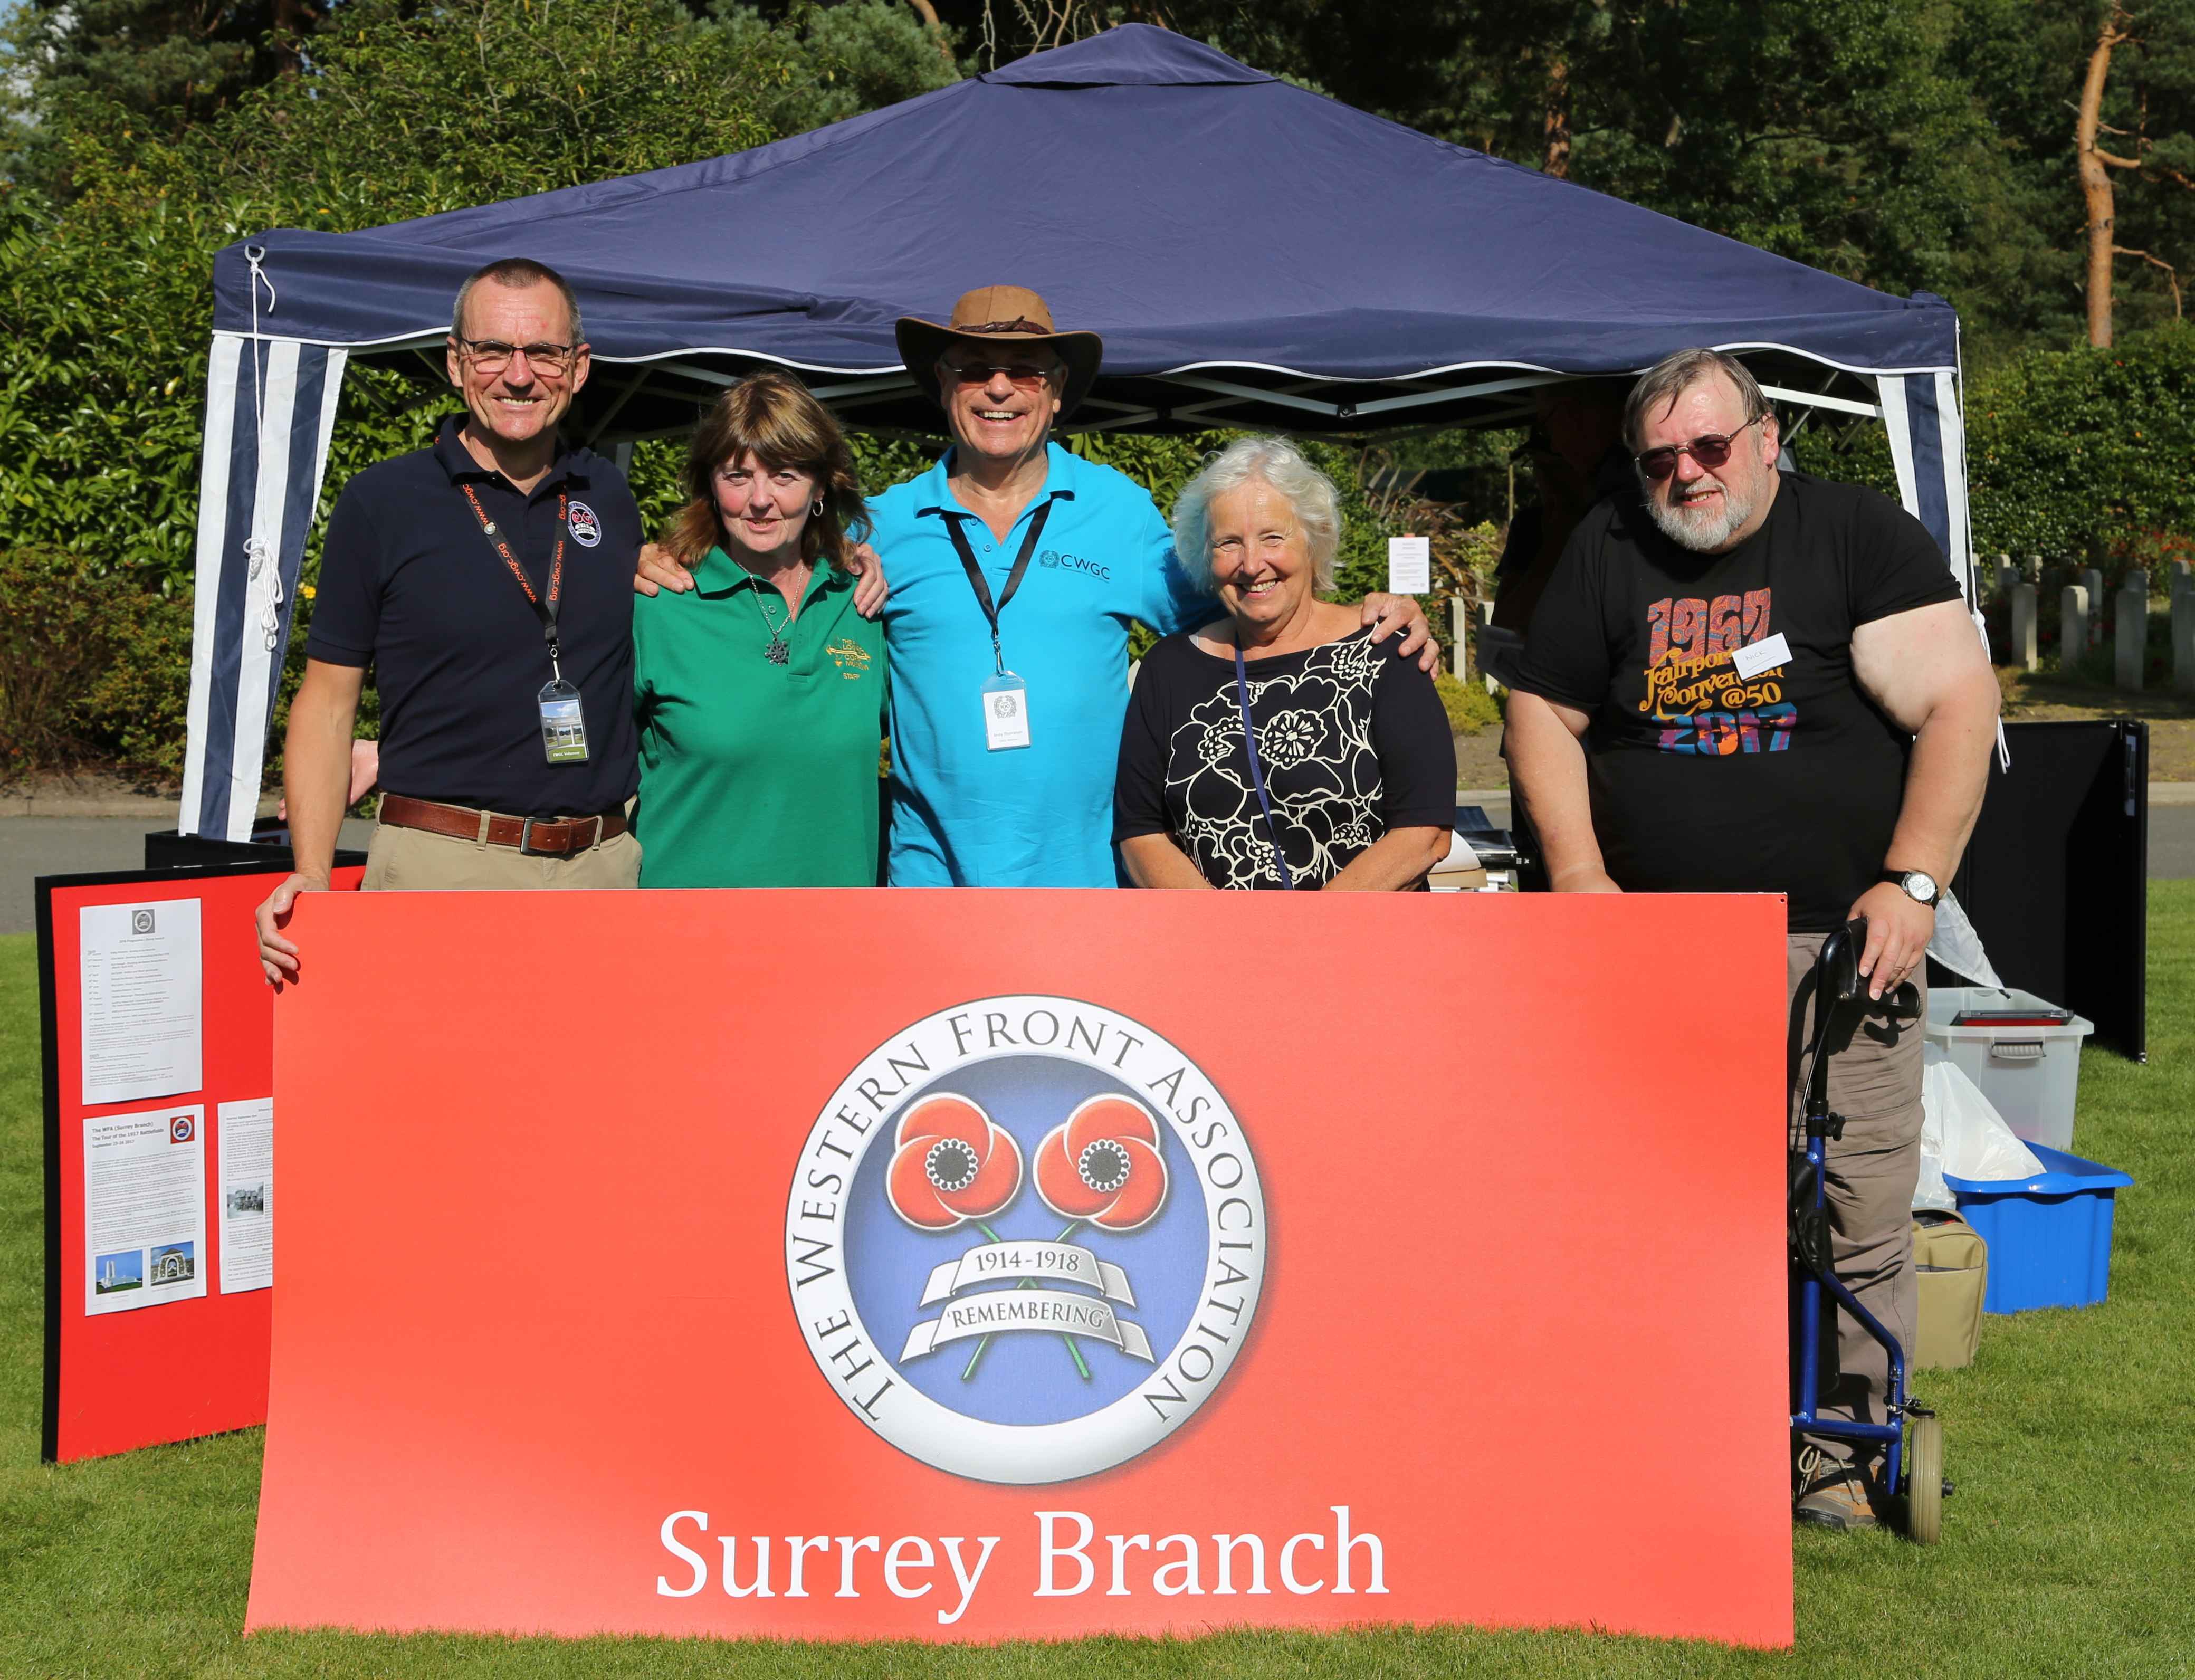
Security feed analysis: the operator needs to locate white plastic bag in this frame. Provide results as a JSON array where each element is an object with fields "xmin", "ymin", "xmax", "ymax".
[
  {"xmin": 1926, "ymin": 887, "xmax": 2003, "ymax": 988},
  {"xmin": 1920, "ymin": 1045, "xmax": 2045, "ymax": 1191},
  {"xmin": 1912, "ymin": 1121, "xmax": 1958, "ymax": 1211}
]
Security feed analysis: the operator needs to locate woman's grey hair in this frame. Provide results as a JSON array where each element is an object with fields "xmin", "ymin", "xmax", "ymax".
[
  {"xmin": 1171, "ymin": 436, "xmax": 1342, "ymax": 594},
  {"xmin": 1622, "ymin": 348, "xmax": 1767, "ymax": 451}
]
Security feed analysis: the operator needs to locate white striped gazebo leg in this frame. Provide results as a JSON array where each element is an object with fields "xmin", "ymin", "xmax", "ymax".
[{"xmin": 177, "ymin": 337, "xmax": 347, "ymax": 841}]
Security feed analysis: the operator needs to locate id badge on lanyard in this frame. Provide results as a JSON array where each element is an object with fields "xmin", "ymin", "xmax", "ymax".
[
  {"xmin": 463, "ymin": 484, "xmax": 589, "ymax": 764},
  {"xmin": 944, "ymin": 495, "xmax": 1058, "ymax": 753}
]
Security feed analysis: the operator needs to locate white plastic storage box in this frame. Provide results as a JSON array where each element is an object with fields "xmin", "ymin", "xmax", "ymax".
[{"xmin": 1924, "ymin": 988, "xmax": 2094, "ymax": 1152}]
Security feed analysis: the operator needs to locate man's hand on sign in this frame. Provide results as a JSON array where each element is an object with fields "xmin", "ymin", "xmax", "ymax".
[
  {"xmin": 256, "ymin": 872, "xmax": 328, "ymax": 989},
  {"xmin": 846, "ymin": 541, "xmax": 889, "ymax": 619},
  {"xmin": 1358, "ymin": 592, "xmax": 1441, "ymax": 673},
  {"xmin": 633, "ymin": 542, "xmax": 694, "ymax": 598},
  {"xmin": 1849, "ymin": 880, "xmax": 1934, "ymax": 1001}
]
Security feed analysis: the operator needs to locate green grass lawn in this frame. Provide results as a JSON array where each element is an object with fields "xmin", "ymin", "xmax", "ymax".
[{"xmin": 3, "ymin": 900, "xmax": 2191, "ymax": 1679}]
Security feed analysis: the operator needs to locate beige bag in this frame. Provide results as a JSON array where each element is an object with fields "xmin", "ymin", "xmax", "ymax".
[{"xmin": 1911, "ymin": 1211, "xmax": 1988, "ymax": 1370}]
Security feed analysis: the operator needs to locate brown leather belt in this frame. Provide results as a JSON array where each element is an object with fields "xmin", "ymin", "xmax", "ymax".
[{"xmin": 378, "ymin": 794, "xmax": 628, "ymax": 858}]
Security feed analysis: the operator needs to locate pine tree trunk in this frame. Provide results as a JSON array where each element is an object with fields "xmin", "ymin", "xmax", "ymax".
[
  {"xmin": 2078, "ymin": 14, "xmax": 2123, "ymax": 349},
  {"xmin": 1543, "ymin": 59, "xmax": 1572, "ymax": 180}
]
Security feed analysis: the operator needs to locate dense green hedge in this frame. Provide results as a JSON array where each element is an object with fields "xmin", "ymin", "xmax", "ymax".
[{"xmin": 1812, "ymin": 325, "xmax": 2195, "ymax": 577}]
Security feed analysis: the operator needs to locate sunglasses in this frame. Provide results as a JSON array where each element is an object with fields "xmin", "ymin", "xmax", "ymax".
[
  {"xmin": 1634, "ymin": 413, "xmax": 1764, "ymax": 481},
  {"xmin": 946, "ymin": 361, "xmax": 1060, "ymax": 388}
]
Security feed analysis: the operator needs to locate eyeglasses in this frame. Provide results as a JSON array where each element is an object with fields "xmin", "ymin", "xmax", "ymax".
[
  {"xmin": 1634, "ymin": 413, "xmax": 1764, "ymax": 480},
  {"xmin": 456, "ymin": 337, "xmax": 578, "ymax": 377},
  {"xmin": 945, "ymin": 362, "xmax": 1060, "ymax": 389}
]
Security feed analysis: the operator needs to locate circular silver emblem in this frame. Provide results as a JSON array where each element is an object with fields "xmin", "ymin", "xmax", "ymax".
[{"xmin": 786, "ymin": 995, "xmax": 1266, "ymax": 1483}]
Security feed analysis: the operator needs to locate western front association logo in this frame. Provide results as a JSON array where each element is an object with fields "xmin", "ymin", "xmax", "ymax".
[{"xmin": 786, "ymin": 996, "xmax": 1265, "ymax": 1484}]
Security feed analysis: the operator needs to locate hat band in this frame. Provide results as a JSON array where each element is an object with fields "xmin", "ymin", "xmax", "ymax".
[{"xmin": 956, "ymin": 317, "xmax": 1054, "ymax": 336}]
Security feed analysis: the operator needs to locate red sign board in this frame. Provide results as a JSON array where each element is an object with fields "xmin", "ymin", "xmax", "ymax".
[
  {"xmin": 251, "ymin": 888, "xmax": 1793, "ymax": 1647},
  {"xmin": 39, "ymin": 863, "xmax": 362, "ymax": 1462}
]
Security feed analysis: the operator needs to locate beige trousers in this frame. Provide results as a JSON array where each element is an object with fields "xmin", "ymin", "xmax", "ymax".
[
  {"xmin": 362, "ymin": 819, "xmax": 640, "ymax": 890},
  {"xmin": 1786, "ymin": 931, "xmax": 1925, "ymax": 1469}
]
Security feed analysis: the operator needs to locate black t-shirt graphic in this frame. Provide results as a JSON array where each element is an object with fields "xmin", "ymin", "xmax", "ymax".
[
  {"xmin": 1114, "ymin": 627, "xmax": 1458, "ymax": 890},
  {"xmin": 1511, "ymin": 472, "xmax": 1962, "ymax": 930}
]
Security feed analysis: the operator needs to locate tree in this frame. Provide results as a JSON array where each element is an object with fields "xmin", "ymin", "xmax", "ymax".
[
  {"xmin": 0, "ymin": 0, "xmax": 959, "ymax": 587},
  {"xmin": 2075, "ymin": 1, "xmax": 2195, "ymax": 347}
]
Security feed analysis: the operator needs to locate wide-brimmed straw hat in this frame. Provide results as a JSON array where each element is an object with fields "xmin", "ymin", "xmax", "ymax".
[{"xmin": 895, "ymin": 285, "xmax": 1104, "ymax": 421}]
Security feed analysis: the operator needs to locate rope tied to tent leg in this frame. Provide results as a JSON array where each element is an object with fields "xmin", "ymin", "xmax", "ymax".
[{"xmin": 242, "ymin": 247, "xmax": 285, "ymax": 652}]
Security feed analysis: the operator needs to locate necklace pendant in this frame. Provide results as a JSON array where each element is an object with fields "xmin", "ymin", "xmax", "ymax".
[{"xmin": 765, "ymin": 638, "xmax": 790, "ymax": 665}]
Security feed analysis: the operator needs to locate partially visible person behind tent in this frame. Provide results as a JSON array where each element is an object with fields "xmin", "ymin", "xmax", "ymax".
[
  {"xmin": 632, "ymin": 373, "xmax": 889, "ymax": 887},
  {"xmin": 1477, "ymin": 379, "xmax": 1633, "ymax": 690}
]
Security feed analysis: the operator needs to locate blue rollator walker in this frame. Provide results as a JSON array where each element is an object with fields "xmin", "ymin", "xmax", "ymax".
[{"xmin": 1791, "ymin": 917, "xmax": 1949, "ymax": 1543}]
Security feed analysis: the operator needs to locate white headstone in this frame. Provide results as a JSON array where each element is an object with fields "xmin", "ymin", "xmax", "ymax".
[
  {"xmin": 2062, "ymin": 585, "xmax": 2089, "ymax": 672},
  {"xmin": 2116, "ymin": 570, "xmax": 2150, "ymax": 691}
]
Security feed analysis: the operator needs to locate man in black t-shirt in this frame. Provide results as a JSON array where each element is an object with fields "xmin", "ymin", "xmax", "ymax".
[
  {"xmin": 256, "ymin": 257, "xmax": 643, "ymax": 988},
  {"xmin": 1507, "ymin": 348, "xmax": 1999, "ymax": 1531}
]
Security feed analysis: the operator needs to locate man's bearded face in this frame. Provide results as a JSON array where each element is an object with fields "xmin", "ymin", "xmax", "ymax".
[{"xmin": 1634, "ymin": 374, "xmax": 1778, "ymax": 555}]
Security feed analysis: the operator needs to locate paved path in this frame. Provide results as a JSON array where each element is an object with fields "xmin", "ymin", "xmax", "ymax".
[
  {"xmin": 1, "ymin": 819, "xmax": 375, "ymax": 936},
  {"xmin": 3, "ymin": 808, "xmax": 2191, "ymax": 938}
]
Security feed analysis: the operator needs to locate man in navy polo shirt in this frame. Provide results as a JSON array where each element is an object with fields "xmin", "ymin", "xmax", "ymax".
[
  {"xmin": 257, "ymin": 257, "xmax": 642, "ymax": 986},
  {"xmin": 640, "ymin": 285, "xmax": 1439, "ymax": 886}
]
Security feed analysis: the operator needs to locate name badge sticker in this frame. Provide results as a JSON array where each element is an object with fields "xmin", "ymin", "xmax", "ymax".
[
  {"xmin": 982, "ymin": 672, "xmax": 1032, "ymax": 751},
  {"xmin": 1731, "ymin": 633, "xmax": 1791, "ymax": 681}
]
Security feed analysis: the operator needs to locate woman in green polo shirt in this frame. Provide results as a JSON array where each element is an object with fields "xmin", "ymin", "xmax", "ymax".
[{"xmin": 632, "ymin": 373, "xmax": 888, "ymax": 886}]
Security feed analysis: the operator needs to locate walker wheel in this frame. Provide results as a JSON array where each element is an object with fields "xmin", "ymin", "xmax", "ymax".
[{"xmin": 1905, "ymin": 1414, "xmax": 1945, "ymax": 1544}]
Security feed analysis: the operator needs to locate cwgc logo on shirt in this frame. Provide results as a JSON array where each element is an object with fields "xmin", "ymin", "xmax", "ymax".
[
  {"xmin": 1037, "ymin": 549, "xmax": 1111, "ymax": 582},
  {"xmin": 786, "ymin": 996, "xmax": 1266, "ymax": 1483},
  {"xmin": 567, "ymin": 502, "xmax": 603, "ymax": 547}
]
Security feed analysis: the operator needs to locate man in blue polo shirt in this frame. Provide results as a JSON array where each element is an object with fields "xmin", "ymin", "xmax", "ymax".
[
  {"xmin": 642, "ymin": 285, "xmax": 1436, "ymax": 886},
  {"xmin": 881, "ymin": 286, "xmax": 1435, "ymax": 885}
]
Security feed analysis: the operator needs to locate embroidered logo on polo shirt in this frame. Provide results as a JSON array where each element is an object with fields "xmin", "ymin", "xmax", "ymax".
[
  {"xmin": 567, "ymin": 502, "xmax": 602, "ymax": 547},
  {"xmin": 826, "ymin": 638, "xmax": 873, "ymax": 679},
  {"xmin": 1037, "ymin": 549, "xmax": 1111, "ymax": 581}
]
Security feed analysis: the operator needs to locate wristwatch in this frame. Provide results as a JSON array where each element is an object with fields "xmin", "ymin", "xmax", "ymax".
[{"xmin": 1880, "ymin": 868, "xmax": 1941, "ymax": 908}]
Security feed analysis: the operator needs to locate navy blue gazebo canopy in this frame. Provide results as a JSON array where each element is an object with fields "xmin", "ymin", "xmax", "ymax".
[{"xmin": 182, "ymin": 24, "xmax": 1977, "ymax": 838}]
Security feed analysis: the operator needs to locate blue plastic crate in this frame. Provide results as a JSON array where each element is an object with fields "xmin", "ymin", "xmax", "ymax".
[{"xmin": 1944, "ymin": 1144, "xmax": 2133, "ymax": 1314}]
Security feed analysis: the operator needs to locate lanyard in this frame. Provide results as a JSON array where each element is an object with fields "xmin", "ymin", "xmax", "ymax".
[
  {"xmin": 940, "ymin": 494, "xmax": 1061, "ymax": 675},
  {"xmin": 1233, "ymin": 647, "xmax": 1296, "ymax": 891},
  {"xmin": 461, "ymin": 483, "xmax": 570, "ymax": 680}
]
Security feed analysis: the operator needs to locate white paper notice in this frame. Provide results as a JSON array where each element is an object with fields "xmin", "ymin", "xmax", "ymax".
[
  {"xmin": 1387, "ymin": 535, "xmax": 1432, "ymax": 595},
  {"xmin": 84, "ymin": 1105, "xmax": 207, "ymax": 1315},
  {"xmin": 79, "ymin": 899, "xmax": 202, "ymax": 1106},
  {"xmin": 217, "ymin": 1098, "xmax": 274, "ymax": 1295}
]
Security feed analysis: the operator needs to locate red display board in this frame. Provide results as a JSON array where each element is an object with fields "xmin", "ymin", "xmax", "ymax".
[
  {"xmin": 38, "ymin": 861, "xmax": 363, "ymax": 1462},
  {"xmin": 252, "ymin": 888, "xmax": 1794, "ymax": 1648}
]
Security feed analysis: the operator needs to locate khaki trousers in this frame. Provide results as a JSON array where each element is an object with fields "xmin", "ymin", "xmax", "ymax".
[
  {"xmin": 362, "ymin": 818, "xmax": 641, "ymax": 890},
  {"xmin": 1786, "ymin": 931, "xmax": 1925, "ymax": 1469}
]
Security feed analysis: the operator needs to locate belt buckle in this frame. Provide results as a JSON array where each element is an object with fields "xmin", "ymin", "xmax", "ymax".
[{"xmin": 517, "ymin": 816, "xmax": 561, "ymax": 858}]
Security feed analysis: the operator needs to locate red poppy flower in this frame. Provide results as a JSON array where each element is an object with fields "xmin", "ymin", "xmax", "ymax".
[
  {"xmin": 1034, "ymin": 1095, "xmax": 1169, "ymax": 1230},
  {"xmin": 886, "ymin": 1094, "xmax": 1023, "ymax": 1230}
]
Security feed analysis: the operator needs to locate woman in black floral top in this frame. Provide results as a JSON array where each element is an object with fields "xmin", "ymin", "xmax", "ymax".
[{"xmin": 1114, "ymin": 437, "xmax": 1457, "ymax": 890}]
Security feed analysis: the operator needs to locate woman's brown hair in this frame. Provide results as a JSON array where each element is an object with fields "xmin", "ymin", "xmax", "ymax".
[{"xmin": 660, "ymin": 371, "xmax": 871, "ymax": 568}]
